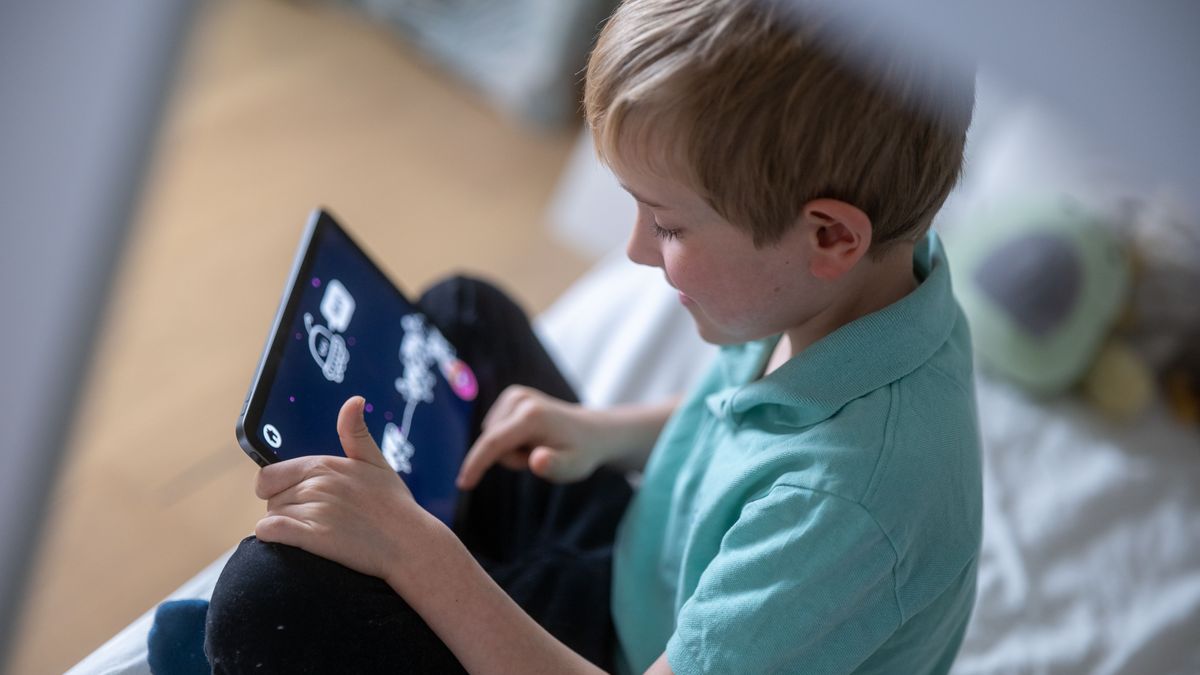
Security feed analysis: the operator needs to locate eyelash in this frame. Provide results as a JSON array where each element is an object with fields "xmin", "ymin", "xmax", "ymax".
[{"xmin": 652, "ymin": 223, "xmax": 681, "ymax": 240}]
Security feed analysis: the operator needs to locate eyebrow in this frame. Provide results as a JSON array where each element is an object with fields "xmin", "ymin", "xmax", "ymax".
[{"xmin": 618, "ymin": 183, "xmax": 666, "ymax": 209}]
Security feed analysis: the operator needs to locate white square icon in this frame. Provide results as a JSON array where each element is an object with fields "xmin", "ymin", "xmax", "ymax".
[{"xmin": 320, "ymin": 279, "xmax": 356, "ymax": 333}]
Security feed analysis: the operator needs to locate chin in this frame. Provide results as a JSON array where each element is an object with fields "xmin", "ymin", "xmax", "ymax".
[
  {"xmin": 688, "ymin": 306, "xmax": 785, "ymax": 346},
  {"xmin": 689, "ymin": 313, "xmax": 750, "ymax": 346}
]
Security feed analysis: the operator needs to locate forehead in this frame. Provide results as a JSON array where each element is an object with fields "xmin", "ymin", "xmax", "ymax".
[{"xmin": 605, "ymin": 130, "xmax": 706, "ymax": 210}]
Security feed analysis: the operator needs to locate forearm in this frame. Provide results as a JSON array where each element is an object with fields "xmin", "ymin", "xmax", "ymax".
[
  {"xmin": 594, "ymin": 396, "xmax": 680, "ymax": 472},
  {"xmin": 388, "ymin": 514, "xmax": 605, "ymax": 675}
]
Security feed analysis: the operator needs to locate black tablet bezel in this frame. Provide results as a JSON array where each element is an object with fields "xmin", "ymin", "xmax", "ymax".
[{"xmin": 234, "ymin": 208, "xmax": 406, "ymax": 466}]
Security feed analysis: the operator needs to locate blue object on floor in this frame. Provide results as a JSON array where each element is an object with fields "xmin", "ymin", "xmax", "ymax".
[{"xmin": 147, "ymin": 598, "xmax": 210, "ymax": 675}]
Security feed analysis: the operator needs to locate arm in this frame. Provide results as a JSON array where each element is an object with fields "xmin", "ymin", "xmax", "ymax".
[
  {"xmin": 583, "ymin": 396, "xmax": 680, "ymax": 473},
  {"xmin": 456, "ymin": 385, "xmax": 679, "ymax": 489},
  {"xmin": 389, "ymin": 524, "xmax": 677, "ymax": 675},
  {"xmin": 385, "ymin": 513, "xmax": 604, "ymax": 675}
]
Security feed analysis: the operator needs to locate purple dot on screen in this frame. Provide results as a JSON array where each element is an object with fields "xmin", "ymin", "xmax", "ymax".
[
  {"xmin": 289, "ymin": 396, "xmax": 295, "ymax": 403},
  {"xmin": 383, "ymin": 411, "xmax": 394, "ymax": 421},
  {"xmin": 346, "ymin": 336, "xmax": 357, "ymax": 347},
  {"xmin": 364, "ymin": 403, "xmax": 374, "ymax": 413},
  {"xmin": 311, "ymin": 277, "xmax": 321, "ymax": 288}
]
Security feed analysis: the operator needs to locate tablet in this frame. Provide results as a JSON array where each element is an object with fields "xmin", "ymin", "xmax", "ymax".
[{"xmin": 236, "ymin": 209, "xmax": 477, "ymax": 526}]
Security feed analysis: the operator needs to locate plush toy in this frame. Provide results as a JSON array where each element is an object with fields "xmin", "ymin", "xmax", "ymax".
[
  {"xmin": 938, "ymin": 102, "xmax": 1200, "ymax": 426},
  {"xmin": 1123, "ymin": 189, "xmax": 1200, "ymax": 426},
  {"xmin": 1163, "ymin": 346, "xmax": 1200, "ymax": 425},
  {"xmin": 945, "ymin": 197, "xmax": 1156, "ymax": 421}
]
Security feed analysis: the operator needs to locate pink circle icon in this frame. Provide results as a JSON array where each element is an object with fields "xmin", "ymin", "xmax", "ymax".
[{"xmin": 445, "ymin": 359, "xmax": 478, "ymax": 401}]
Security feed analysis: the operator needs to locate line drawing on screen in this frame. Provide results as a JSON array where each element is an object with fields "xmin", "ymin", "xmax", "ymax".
[{"xmin": 384, "ymin": 314, "xmax": 476, "ymax": 474}]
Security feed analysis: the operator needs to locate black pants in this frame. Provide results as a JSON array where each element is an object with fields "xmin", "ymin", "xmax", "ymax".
[{"xmin": 205, "ymin": 277, "xmax": 633, "ymax": 673}]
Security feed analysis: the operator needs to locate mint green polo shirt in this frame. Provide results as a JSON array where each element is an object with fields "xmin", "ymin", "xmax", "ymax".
[{"xmin": 611, "ymin": 234, "xmax": 982, "ymax": 674}]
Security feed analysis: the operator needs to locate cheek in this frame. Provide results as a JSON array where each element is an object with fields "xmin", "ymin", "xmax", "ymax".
[
  {"xmin": 669, "ymin": 248, "xmax": 750, "ymax": 296},
  {"xmin": 661, "ymin": 248, "xmax": 705, "ymax": 293},
  {"xmin": 673, "ymin": 252, "xmax": 796, "ymax": 323},
  {"xmin": 664, "ymin": 252, "xmax": 742, "ymax": 312}
]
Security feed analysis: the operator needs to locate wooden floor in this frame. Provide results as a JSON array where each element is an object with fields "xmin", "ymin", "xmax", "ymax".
[{"xmin": 7, "ymin": 1, "xmax": 589, "ymax": 671}]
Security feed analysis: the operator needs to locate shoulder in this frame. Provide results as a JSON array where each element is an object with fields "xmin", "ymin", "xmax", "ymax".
[
  {"xmin": 762, "ymin": 349, "xmax": 982, "ymax": 613},
  {"xmin": 864, "ymin": 310, "xmax": 981, "ymax": 515},
  {"xmin": 856, "ymin": 350, "xmax": 983, "ymax": 618}
]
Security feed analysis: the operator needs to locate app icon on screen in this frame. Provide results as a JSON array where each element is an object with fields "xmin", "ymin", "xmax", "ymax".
[
  {"xmin": 320, "ymin": 279, "xmax": 356, "ymax": 332},
  {"xmin": 304, "ymin": 313, "xmax": 350, "ymax": 383},
  {"xmin": 262, "ymin": 424, "xmax": 283, "ymax": 449}
]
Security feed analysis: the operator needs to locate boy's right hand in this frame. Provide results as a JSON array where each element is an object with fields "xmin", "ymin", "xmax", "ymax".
[{"xmin": 456, "ymin": 385, "xmax": 617, "ymax": 489}]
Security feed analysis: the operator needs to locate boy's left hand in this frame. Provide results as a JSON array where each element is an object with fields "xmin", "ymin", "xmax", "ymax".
[{"xmin": 253, "ymin": 396, "xmax": 433, "ymax": 583}]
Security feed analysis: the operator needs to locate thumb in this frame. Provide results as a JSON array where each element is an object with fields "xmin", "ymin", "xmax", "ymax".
[
  {"xmin": 529, "ymin": 446, "xmax": 595, "ymax": 483},
  {"xmin": 337, "ymin": 396, "xmax": 391, "ymax": 469}
]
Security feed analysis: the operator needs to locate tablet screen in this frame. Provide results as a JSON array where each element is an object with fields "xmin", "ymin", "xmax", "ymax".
[{"xmin": 239, "ymin": 210, "xmax": 476, "ymax": 526}]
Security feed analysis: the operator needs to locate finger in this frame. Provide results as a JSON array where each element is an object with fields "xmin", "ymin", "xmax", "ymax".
[
  {"xmin": 498, "ymin": 450, "xmax": 529, "ymax": 471},
  {"xmin": 337, "ymin": 396, "xmax": 391, "ymax": 470},
  {"xmin": 264, "ymin": 476, "xmax": 325, "ymax": 511},
  {"xmin": 256, "ymin": 456, "xmax": 327, "ymax": 500},
  {"xmin": 457, "ymin": 417, "xmax": 535, "ymax": 489},
  {"xmin": 255, "ymin": 513, "xmax": 315, "ymax": 547},
  {"xmin": 481, "ymin": 385, "xmax": 529, "ymax": 431},
  {"xmin": 529, "ymin": 446, "xmax": 592, "ymax": 483}
]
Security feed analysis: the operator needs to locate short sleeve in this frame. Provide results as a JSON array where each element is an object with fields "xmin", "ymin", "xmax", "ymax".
[{"xmin": 667, "ymin": 485, "xmax": 901, "ymax": 675}]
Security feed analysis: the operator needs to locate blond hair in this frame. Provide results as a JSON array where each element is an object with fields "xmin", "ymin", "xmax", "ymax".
[{"xmin": 584, "ymin": 0, "xmax": 974, "ymax": 253}]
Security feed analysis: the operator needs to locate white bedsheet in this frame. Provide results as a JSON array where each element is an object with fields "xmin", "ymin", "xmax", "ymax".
[{"xmin": 955, "ymin": 377, "xmax": 1200, "ymax": 675}]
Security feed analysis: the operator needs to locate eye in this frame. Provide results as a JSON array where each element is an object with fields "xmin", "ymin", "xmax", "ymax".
[{"xmin": 652, "ymin": 223, "xmax": 681, "ymax": 241}]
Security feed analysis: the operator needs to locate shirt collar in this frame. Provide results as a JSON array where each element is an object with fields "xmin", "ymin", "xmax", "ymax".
[{"xmin": 705, "ymin": 233, "xmax": 960, "ymax": 429}]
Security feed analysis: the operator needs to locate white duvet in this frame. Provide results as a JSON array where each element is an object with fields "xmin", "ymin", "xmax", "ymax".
[{"xmin": 957, "ymin": 377, "xmax": 1200, "ymax": 674}]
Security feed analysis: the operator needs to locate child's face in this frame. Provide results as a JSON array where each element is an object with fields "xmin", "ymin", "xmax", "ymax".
[{"xmin": 609, "ymin": 155, "xmax": 833, "ymax": 346}]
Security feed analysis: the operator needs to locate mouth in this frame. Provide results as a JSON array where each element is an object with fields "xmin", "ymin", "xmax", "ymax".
[{"xmin": 663, "ymin": 273, "xmax": 693, "ymax": 305}]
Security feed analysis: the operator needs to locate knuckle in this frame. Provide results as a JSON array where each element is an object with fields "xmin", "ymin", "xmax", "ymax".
[
  {"xmin": 294, "ymin": 480, "xmax": 319, "ymax": 502},
  {"xmin": 305, "ymin": 456, "xmax": 329, "ymax": 475},
  {"xmin": 495, "ymin": 387, "xmax": 520, "ymax": 408},
  {"xmin": 517, "ymin": 400, "xmax": 543, "ymax": 424}
]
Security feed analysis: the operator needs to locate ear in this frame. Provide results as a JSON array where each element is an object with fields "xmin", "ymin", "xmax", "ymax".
[{"xmin": 801, "ymin": 198, "xmax": 872, "ymax": 280}]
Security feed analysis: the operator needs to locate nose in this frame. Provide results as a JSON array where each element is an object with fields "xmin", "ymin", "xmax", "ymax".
[{"xmin": 626, "ymin": 208, "xmax": 663, "ymax": 269}]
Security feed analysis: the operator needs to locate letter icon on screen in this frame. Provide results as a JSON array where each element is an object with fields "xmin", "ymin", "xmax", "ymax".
[{"xmin": 320, "ymin": 279, "xmax": 356, "ymax": 333}]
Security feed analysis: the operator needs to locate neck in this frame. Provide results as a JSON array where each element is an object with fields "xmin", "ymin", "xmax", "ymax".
[{"xmin": 766, "ymin": 243, "xmax": 917, "ymax": 375}]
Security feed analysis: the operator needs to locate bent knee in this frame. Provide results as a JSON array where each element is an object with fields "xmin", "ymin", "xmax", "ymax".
[
  {"xmin": 205, "ymin": 537, "xmax": 463, "ymax": 672},
  {"xmin": 208, "ymin": 536, "xmax": 385, "ymax": 616},
  {"xmin": 205, "ymin": 537, "xmax": 408, "ymax": 670},
  {"xmin": 419, "ymin": 275, "xmax": 526, "ymax": 325}
]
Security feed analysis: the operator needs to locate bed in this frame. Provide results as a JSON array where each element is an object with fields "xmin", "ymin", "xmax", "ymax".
[
  {"xmin": 68, "ymin": 245, "xmax": 1200, "ymax": 674},
  {"xmin": 69, "ymin": 104, "xmax": 1200, "ymax": 674}
]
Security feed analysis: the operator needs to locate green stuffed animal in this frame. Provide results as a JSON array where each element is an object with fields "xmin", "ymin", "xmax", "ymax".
[{"xmin": 945, "ymin": 197, "xmax": 1155, "ymax": 420}]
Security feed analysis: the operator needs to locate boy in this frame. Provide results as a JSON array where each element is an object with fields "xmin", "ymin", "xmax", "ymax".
[{"xmin": 205, "ymin": 0, "xmax": 980, "ymax": 673}]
